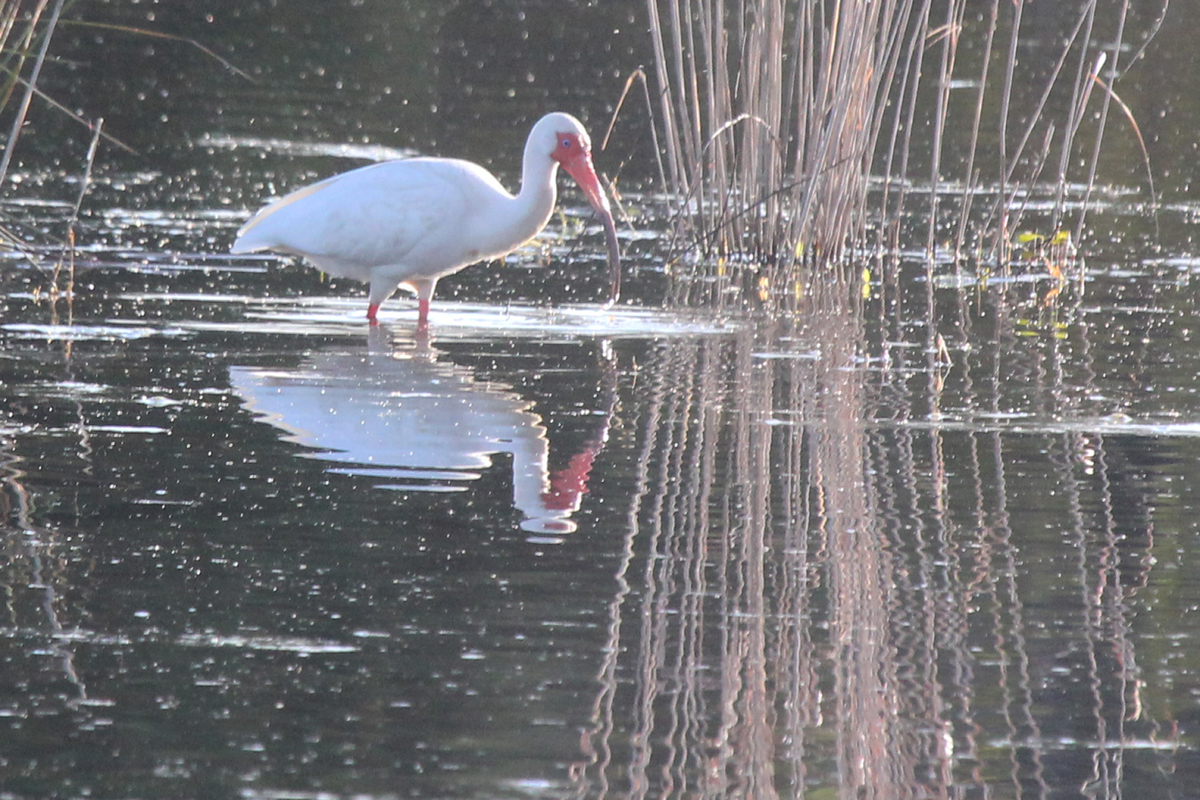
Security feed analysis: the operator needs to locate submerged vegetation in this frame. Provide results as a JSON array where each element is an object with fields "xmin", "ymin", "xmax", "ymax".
[{"xmin": 643, "ymin": 0, "xmax": 1160, "ymax": 301}]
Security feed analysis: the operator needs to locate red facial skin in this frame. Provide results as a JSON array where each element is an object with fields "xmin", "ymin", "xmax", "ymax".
[{"xmin": 551, "ymin": 131, "xmax": 621, "ymax": 304}]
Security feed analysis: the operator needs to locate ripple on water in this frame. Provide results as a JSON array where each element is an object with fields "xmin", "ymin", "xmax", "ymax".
[
  {"xmin": 46, "ymin": 628, "xmax": 359, "ymax": 655},
  {"xmin": 1, "ymin": 322, "xmax": 190, "ymax": 341},
  {"xmin": 130, "ymin": 294, "xmax": 741, "ymax": 339}
]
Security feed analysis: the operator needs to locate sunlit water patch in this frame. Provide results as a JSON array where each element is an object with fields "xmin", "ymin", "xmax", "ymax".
[
  {"xmin": 1, "ymin": 321, "xmax": 191, "ymax": 341},
  {"xmin": 98, "ymin": 206, "xmax": 250, "ymax": 237},
  {"xmin": 45, "ymin": 629, "xmax": 360, "ymax": 655},
  {"xmin": 898, "ymin": 414, "xmax": 1200, "ymax": 438},
  {"xmin": 142, "ymin": 294, "xmax": 739, "ymax": 338},
  {"xmin": 197, "ymin": 133, "xmax": 418, "ymax": 162}
]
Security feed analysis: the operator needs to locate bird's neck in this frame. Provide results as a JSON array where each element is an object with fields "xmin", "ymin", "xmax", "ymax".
[
  {"xmin": 470, "ymin": 145, "xmax": 558, "ymax": 259},
  {"xmin": 508, "ymin": 144, "xmax": 559, "ymax": 244}
]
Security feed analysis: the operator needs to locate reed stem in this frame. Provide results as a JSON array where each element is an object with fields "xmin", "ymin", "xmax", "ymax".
[{"xmin": 645, "ymin": 0, "xmax": 1152, "ymax": 302}]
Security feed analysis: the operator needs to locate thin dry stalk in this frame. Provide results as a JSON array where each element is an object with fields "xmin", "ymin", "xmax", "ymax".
[
  {"xmin": 952, "ymin": 0, "xmax": 999, "ymax": 259},
  {"xmin": 0, "ymin": 0, "xmax": 66, "ymax": 190},
  {"xmin": 1073, "ymin": 0, "xmax": 1131, "ymax": 243},
  {"xmin": 926, "ymin": 6, "xmax": 967, "ymax": 259},
  {"xmin": 1049, "ymin": 2, "xmax": 1099, "ymax": 233},
  {"xmin": 602, "ymin": 68, "xmax": 669, "ymax": 194},
  {"xmin": 993, "ymin": 0, "xmax": 1025, "ymax": 261},
  {"xmin": 0, "ymin": 0, "xmax": 44, "ymax": 112},
  {"xmin": 56, "ymin": 20, "xmax": 255, "ymax": 82},
  {"xmin": 1088, "ymin": 71, "xmax": 1158, "ymax": 220},
  {"xmin": 52, "ymin": 117, "xmax": 103, "ymax": 323},
  {"xmin": 981, "ymin": 0, "xmax": 1114, "ymax": 259}
]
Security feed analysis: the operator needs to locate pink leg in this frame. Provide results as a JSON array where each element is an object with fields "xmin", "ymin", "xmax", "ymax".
[
  {"xmin": 417, "ymin": 298, "xmax": 430, "ymax": 328},
  {"xmin": 367, "ymin": 303, "xmax": 381, "ymax": 325}
]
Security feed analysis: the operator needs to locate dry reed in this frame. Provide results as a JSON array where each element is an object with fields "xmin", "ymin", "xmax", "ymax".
[
  {"xmin": 0, "ymin": 0, "xmax": 68, "ymax": 190},
  {"xmin": 645, "ymin": 0, "xmax": 1152, "ymax": 305}
]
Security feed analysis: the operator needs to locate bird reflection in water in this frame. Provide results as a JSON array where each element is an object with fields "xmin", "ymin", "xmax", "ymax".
[{"xmin": 229, "ymin": 327, "xmax": 615, "ymax": 538}]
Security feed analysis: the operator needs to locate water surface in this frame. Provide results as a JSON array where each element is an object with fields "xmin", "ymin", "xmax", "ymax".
[{"xmin": 3, "ymin": 2, "xmax": 1200, "ymax": 798}]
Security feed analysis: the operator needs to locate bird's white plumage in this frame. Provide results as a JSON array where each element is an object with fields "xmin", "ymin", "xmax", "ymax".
[
  {"xmin": 230, "ymin": 112, "xmax": 616, "ymax": 323},
  {"xmin": 234, "ymin": 158, "xmax": 521, "ymax": 286}
]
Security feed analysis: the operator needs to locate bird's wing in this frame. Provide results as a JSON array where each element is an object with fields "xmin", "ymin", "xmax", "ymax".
[
  {"xmin": 232, "ymin": 159, "xmax": 509, "ymax": 273},
  {"xmin": 233, "ymin": 175, "xmax": 341, "ymax": 241}
]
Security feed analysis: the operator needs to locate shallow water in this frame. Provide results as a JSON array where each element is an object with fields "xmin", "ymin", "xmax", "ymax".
[
  {"xmin": 4, "ymin": 2, "xmax": 1200, "ymax": 798},
  {"xmin": 7, "ymin": 265, "xmax": 1200, "ymax": 798}
]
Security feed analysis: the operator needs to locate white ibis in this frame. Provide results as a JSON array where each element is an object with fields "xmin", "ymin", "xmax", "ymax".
[{"xmin": 230, "ymin": 112, "xmax": 621, "ymax": 325}]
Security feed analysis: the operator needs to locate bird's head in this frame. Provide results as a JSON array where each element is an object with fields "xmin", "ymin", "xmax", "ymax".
[{"xmin": 532, "ymin": 112, "xmax": 621, "ymax": 304}]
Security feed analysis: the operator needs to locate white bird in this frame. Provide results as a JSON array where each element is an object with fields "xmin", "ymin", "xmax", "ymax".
[{"xmin": 230, "ymin": 112, "xmax": 621, "ymax": 326}]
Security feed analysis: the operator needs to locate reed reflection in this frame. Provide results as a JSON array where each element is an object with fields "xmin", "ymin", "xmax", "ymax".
[
  {"xmin": 573, "ymin": 279, "xmax": 1172, "ymax": 798},
  {"xmin": 0, "ymin": 373, "xmax": 92, "ymax": 712},
  {"xmin": 230, "ymin": 327, "xmax": 614, "ymax": 537}
]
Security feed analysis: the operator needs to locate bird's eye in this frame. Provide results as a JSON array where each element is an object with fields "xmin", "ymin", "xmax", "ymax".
[{"xmin": 561, "ymin": 138, "xmax": 573, "ymax": 148}]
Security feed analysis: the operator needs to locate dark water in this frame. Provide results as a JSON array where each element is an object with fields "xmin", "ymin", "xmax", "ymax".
[{"xmin": 3, "ymin": 2, "xmax": 1200, "ymax": 798}]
